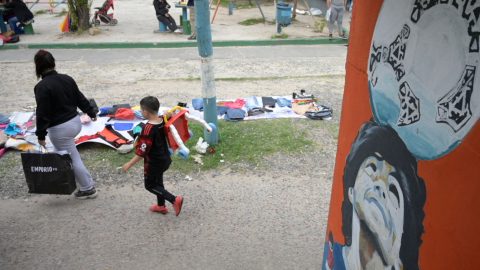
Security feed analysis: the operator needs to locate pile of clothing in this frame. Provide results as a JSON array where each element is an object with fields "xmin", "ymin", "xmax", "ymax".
[
  {"xmin": 189, "ymin": 90, "xmax": 333, "ymax": 122},
  {"xmin": 0, "ymin": 111, "xmax": 37, "ymax": 157}
]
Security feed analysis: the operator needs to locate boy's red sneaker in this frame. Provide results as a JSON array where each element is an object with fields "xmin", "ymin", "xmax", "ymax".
[
  {"xmin": 149, "ymin": 205, "xmax": 168, "ymax": 214},
  {"xmin": 173, "ymin": 197, "xmax": 183, "ymax": 216}
]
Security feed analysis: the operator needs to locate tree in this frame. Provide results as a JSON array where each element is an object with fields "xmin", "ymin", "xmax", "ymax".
[{"xmin": 67, "ymin": 0, "xmax": 92, "ymax": 31}]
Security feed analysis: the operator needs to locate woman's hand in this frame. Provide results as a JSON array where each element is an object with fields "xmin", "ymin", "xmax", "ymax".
[
  {"xmin": 167, "ymin": 4, "xmax": 170, "ymax": 8},
  {"xmin": 38, "ymin": 140, "xmax": 46, "ymax": 147},
  {"xmin": 165, "ymin": 14, "xmax": 170, "ymax": 17}
]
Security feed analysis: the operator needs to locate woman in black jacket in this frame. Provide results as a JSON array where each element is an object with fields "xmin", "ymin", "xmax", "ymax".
[
  {"xmin": 1, "ymin": 0, "xmax": 33, "ymax": 34},
  {"xmin": 153, "ymin": 0, "xmax": 182, "ymax": 33},
  {"xmin": 34, "ymin": 50, "xmax": 98, "ymax": 200}
]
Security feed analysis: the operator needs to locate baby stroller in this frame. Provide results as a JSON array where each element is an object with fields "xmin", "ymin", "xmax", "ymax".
[{"xmin": 91, "ymin": 0, "xmax": 117, "ymax": 26}]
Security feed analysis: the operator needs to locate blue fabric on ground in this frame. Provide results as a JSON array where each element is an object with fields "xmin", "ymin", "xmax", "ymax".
[
  {"xmin": 245, "ymin": 96, "xmax": 260, "ymax": 110},
  {"xmin": 224, "ymin": 109, "xmax": 246, "ymax": 122},
  {"xmin": 133, "ymin": 109, "xmax": 145, "ymax": 119},
  {"xmin": 99, "ymin": 107, "xmax": 113, "ymax": 116},
  {"xmin": 110, "ymin": 123, "xmax": 134, "ymax": 131},
  {"xmin": 277, "ymin": 98, "xmax": 292, "ymax": 107},
  {"xmin": 217, "ymin": 106, "xmax": 229, "ymax": 116},
  {"xmin": 0, "ymin": 113, "xmax": 9, "ymax": 124},
  {"xmin": 192, "ymin": 98, "xmax": 204, "ymax": 111},
  {"xmin": 4, "ymin": 123, "xmax": 21, "ymax": 135}
]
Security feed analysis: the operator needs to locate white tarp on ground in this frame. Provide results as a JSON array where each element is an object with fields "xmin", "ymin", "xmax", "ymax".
[{"xmin": 74, "ymin": 116, "xmax": 145, "ymax": 149}]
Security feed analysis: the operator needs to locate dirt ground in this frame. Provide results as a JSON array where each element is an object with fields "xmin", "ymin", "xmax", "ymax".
[
  {"xmin": 0, "ymin": 46, "xmax": 347, "ymax": 114},
  {"xmin": 10, "ymin": 0, "xmax": 348, "ymax": 44}
]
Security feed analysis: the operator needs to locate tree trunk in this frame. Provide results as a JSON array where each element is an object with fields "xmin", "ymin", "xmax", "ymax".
[
  {"xmin": 292, "ymin": 0, "xmax": 297, "ymax": 21},
  {"xmin": 77, "ymin": 6, "xmax": 90, "ymax": 30},
  {"xmin": 67, "ymin": 0, "xmax": 91, "ymax": 31}
]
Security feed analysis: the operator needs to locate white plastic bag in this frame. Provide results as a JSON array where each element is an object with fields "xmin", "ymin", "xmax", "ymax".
[
  {"xmin": 294, "ymin": 8, "xmax": 306, "ymax": 15},
  {"xmin": 310, "ymin": 7, "xmax": 322, "ymax": 15},
  {"xmin": 195, "ymin": 137, "xmax": 209, "ymax": 154},
  {"xmin": 326, "ymin": 9, "xmax": 331, "ymax": 21}
]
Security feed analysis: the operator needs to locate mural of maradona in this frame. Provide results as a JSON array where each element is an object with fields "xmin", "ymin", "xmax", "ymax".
[
  {"xmin": 323, "ymin": 121, "xmax": 426, "ymax": 270},
  {"xmin": 322, "ymin": 0, "xmax": 480, "ymax": 269}
]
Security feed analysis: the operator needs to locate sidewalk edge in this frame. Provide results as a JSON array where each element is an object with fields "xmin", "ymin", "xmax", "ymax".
[{"xmin": 0, "ymin": 37, "xmax": 348, "ymax": 50}]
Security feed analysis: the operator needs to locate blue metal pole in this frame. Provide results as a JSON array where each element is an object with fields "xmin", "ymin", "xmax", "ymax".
[
  {"xmin": 195, "ymin": 0, "xmax": 219, "ymax": 144},
  {"xmin": 254, "ymin": 0, "xmax": 266, "ymax": 23}
]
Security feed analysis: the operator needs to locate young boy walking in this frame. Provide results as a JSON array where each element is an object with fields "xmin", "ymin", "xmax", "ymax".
[{"xmin": 122, "ymin": 96, "xmax": 184, "ymax": 216}]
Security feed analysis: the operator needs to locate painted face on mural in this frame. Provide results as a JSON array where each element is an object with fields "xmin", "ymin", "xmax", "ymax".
[{"xmin": 349, "ymin": 156, "xmax": 404, "ymax": 267}]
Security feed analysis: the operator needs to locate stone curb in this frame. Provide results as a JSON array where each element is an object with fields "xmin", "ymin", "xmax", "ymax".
[{"xmin": 0, "ymin": 37, "xmax": 348, "ymax": 50}]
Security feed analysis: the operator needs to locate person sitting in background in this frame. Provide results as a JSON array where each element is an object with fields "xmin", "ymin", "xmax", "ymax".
[
  {"xmin": 0, "ymin": 0, "xmax": 34, "ymax": 34},
  {"xmin": 153, "ymin": 0, "xmax": 182, "ymax": 34}
]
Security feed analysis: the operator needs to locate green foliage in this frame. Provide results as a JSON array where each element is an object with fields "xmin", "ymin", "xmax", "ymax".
[
  {"xmin": 67, "ymin": 0, "xmax": 92, "ymax": 31},
  {"xmin": 238, "ymin": 18, "xmax": 265, "ymax": 26},
  {"xmin": 55, "ymin": 8, "xmax": 68, "ymax": 17},
  {"xmin": 314, "ymin": 20, "xmax": 325, "ymax": 32},
  {"xmin": 35, "ymin": 10, "xmax": 46, "ymax": 15}
]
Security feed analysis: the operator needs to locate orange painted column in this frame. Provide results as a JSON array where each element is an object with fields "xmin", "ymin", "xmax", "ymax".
[{"xmin": 322, "ymin": 0, "xmax": 480, "ymax": 269}]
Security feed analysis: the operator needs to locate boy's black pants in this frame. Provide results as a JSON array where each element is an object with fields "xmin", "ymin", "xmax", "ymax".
[
  {"xmin": 144, "ymin": 159, "xmax": 175, "ymax": 206},
  {"xmin": 157, "ymin": 15, "xmax": 178, "ymax": 31}
]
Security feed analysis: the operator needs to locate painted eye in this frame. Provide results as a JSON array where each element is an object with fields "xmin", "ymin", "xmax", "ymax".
[
  {"xmin": 389, "ymin": 184, "xmax": 400, "ymax": 208},
  {"xmin": 365, "ymin": 163, "xmax": 377, "ymax": 176}
]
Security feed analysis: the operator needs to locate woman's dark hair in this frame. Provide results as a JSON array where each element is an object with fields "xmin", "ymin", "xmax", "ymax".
[
  {"xmin": 34, "ymin": 49, "xmax": 55, "ymax": 79},
  {"xmin": 140, "ymin": 96, "xmax": 160, "ymax": 114},
  {"xmin": 341, "ymin": 120, "xmax": 426, "ymax": 270}
]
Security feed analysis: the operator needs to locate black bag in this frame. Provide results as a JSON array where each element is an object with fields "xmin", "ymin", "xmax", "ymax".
[
  {"xmin": 7, "ymin": 36, "xmax": 20, "ymax": 43},
  {"xmin": 21, "ymin": 150, "xmax": 76, "ymax": 195},
  {"xmin": 89, "ymin": 99, "xmax": 99, "ymax": 114},
  {"xmin": 305, "ymin": 105, "xmax": 333, "ymax": 120},
  {"xmin": 106, "ymin": 104, "xmax": 130, "ymax": 116}
]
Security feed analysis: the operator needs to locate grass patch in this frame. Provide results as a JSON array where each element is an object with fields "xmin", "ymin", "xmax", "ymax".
[
  {"xmin": 139, "ymin": 74, "xmax": 345, "ymax": 83},
  {"xmin": 220, "ymin": 1, "xmax": 253, "ymax": 8},
  {"xmin": 271, "ymin": 34, "xmax": 289, "ymax": 39},
  {"xmin": 0, "ymin": 152, "xmax": 19, "ymax": 169},
  {"xmin": 169, "ymin": 119, "xmax": 316, "ymax": 172},
  {"xmin": 55, "ymin": 9, "xmax": 68, "ymax": 17},
  {"xmin": 310, "ymin": 119, "xmax": 340, "ymax": 140},
  {"xmin": 238, "ymin": 18, "xmax": 266, "ymax": 26},
  {"xmin": 237, "ymin": 3, "xmax": 254, "ymax": 8},
  {"xmin": 79, "ymin": 119, "xmax": 317, "ymax": 174},
  {"xmin": 35, "ymin": 10, "xmax": 46, "ymax": 15}
]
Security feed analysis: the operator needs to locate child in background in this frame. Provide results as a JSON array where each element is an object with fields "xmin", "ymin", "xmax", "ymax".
[{"xmin": 122, "ymin": 96, "xmax": 184, "ymax": 216}]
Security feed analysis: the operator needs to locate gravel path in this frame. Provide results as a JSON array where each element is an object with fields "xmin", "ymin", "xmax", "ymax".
[{"xmin": 0, "ymin": 47, "xmax": 345, "ymax": 269}]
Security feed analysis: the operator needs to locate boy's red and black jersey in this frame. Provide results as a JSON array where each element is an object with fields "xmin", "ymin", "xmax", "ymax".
[{"xmin": 135, "ymin": 121, "xmax": 170, "ymax": 164}]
